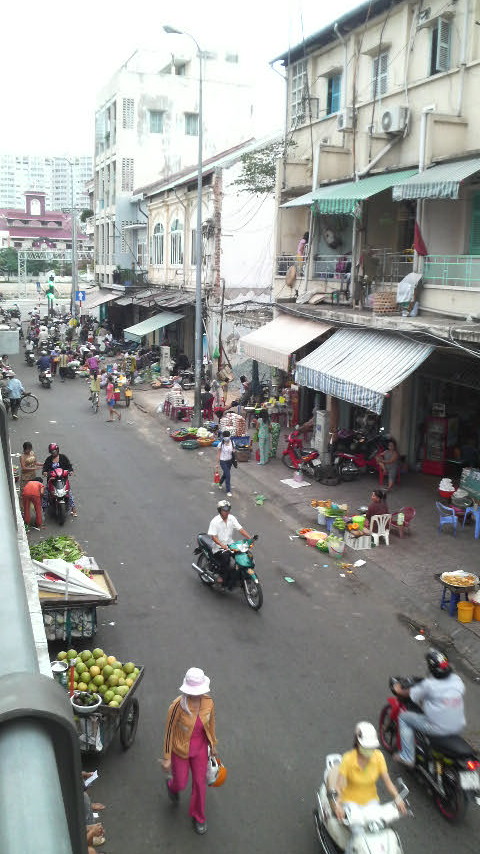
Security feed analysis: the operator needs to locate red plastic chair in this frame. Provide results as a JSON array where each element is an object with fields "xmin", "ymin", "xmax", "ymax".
[{"xmin": 390, "ymin": 506, "xmax": 416, "ymax": 538}]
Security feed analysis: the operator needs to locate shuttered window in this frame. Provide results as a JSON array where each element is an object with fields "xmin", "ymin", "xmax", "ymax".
[
  {"xmin": 122, "ymin": 98, "xmax": 134, "ymax": 129},
  {"xmin": 372, "ymin": 52, "xmax": 388, "ymax": 99},
  {"xmin": 469, "ymin": 194, "xmax": 480, "ymax": 255},
  {"xmin": 430, "ymin": 18, "xmax": 451, "ymax": 75},
  {"xmin": 121, "ymin": 158, "xmax": 134, "ymax": 192}
]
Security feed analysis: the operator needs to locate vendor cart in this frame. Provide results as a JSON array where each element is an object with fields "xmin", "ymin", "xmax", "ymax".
[
  {"xmin": 40, "ymin": 568, "xmax": 117, "ymax": 643},
  {"xmin": 73, "ymin": 666, "xmax": 144, "ymax": 754},
  {"xmin": 113, "ymin": 381, "xmax": 133, "ymax": 407}
]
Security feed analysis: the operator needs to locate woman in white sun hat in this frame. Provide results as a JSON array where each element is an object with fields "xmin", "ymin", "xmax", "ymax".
[{"xmin": 162, "ymin": 668, "xmax": 217, "ymax": 835}]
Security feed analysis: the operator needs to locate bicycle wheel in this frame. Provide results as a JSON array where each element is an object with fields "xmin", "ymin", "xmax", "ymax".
[
  {"xmin": 20, "ymin": 394, "xmax": 39, "ymax": 414},
  {"xmin": 92, "ymin": 393, "xmax": 99, "ymax": 414}
]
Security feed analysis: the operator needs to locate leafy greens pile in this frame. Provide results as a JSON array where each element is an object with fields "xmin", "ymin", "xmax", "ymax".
[{"xmin": 30, "ymin": 536, "xmax": 84, "ymax": 564}]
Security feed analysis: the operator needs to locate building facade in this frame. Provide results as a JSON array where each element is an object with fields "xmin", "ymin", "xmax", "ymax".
[
  {"xmin": 0, "ymin": 155, "xmax": 92, "ymax": 212},
  {"xmin": 93, "ymin": 48, "xmax": 254, "ymax": 286},
  {"xmin": 0, "ymin": 192, "xmax": 90, "ymax": 251}
]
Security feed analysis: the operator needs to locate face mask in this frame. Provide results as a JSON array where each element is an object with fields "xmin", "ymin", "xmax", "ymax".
[{"xmin": 358, "ymin": 747, "xmax": 375, "ymax": 758}]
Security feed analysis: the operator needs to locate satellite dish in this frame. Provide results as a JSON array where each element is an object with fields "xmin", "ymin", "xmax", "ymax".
[{"xmin": 286, "ymin": 265, "xmax": 297, "ymax": 287}]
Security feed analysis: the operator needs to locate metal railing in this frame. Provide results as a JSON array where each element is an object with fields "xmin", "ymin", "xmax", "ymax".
[
  {"xmin": 423, "ymin": 255, "xmax": 480, "ymax": 289},
  {"xmin": 0, "ymin": 402, "xmax": 87, "ymax": 854},
  {"xmin": 275, "ymin": 250, "xmax": 412, "ymax": 284}
]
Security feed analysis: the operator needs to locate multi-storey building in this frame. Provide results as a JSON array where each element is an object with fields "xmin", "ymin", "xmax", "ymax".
[
  {"xmin": 0, "ymin": 191, "xmax": 90, "ymax": 251},
  {"xmin": 0, "ymin": 155, "xmax": 92, "ymax": 211},
  {"xmin": 93, "ymin": 47, "xmax": 254, "ymax": 286}
]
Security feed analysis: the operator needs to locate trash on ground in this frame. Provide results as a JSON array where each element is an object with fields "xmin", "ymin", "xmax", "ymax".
[
  {"xmin": 280, "ymin": 478, "xmax": 311, "ymax": 489},
  {"xmin": 353, "ymin": 559, "xmax": 367, "ymax": 567},
  {"xmin": 284, "ymin": 576, "xmax": 295, "ymax": 583},
  {"xmin": 255, "ymin": 495, "xmax": 268, "ymax": 505},
  {"xmin": 415, "ymin": 634, "xmax": 426, "ymax": 641}
]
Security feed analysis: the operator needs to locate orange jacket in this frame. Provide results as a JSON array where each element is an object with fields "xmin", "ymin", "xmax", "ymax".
[{"xmin": 163, "ymin": 695, "xmax": 217, "ymax": 760}]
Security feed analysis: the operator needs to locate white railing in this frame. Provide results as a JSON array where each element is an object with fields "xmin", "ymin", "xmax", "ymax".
[{"xmin": 423, "ymin": 255, "xmax": 480, "ymax": 289}]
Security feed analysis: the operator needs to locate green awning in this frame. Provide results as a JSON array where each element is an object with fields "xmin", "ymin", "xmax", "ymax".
[
  {"xmin": 312, "ymin": 169, "xmax": 417, "ymax": 215},
  {"xmin": 392, "ymin": 157, "xmax": 480, "ymax": 201},
  {"xmin": 124, "ymin": 311, "xmax": 184, "ymax": 342}
]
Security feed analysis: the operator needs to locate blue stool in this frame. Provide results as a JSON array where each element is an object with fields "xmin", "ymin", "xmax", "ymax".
[
  {"xmin": 440, "ymin": 584, "xmax": 469, "ymax": 616},
  {"xmin": 462, "ymin": 506, "xmax": 480, "ymax": 539}
]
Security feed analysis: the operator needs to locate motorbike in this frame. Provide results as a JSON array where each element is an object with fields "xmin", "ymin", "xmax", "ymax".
[
  {"xmin": 38, "ymin": 369, "xmax": 52, "ymax": 389},
  {"xmin": 65, "ymin": 360, "xmax": 80, "ymax": 379},
  {"xmin": 282, "ymin": 429, "xmax": 320, "ymax": 470},
  {"xmin": 314, "ymin": 754, "xmax": 410, "ymax": 854},
  {"xmin": 192, "ymin": 534, "xmax": 263, "ymax": 610},
  {"xmin": 25, "ymin": 351, "xmax": 36, "ymax": 367},
  {"xmin": 379, "ymin": 676, "xmax": 480, "ymax": 822},
  {"xmin": 46, "ymin": 468, "xmax": 71, "ymax": 525}
]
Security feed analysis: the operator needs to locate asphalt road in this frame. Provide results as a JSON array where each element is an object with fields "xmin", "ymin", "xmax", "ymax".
[{"xmin": 10, "ymin": 355, "xmax": 480, "ymax": 854}]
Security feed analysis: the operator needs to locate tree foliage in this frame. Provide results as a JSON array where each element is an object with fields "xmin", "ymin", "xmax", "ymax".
[
  {"xmin": 0, "ymin": 248, "xmax": 18, "ymax": 274},
  {"xmin": 233, "ymin": 140, "xmax": 289, "ymax": 195}
]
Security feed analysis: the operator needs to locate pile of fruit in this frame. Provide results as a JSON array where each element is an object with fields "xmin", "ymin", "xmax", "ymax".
[{"xmin": 56, "ymin": 648, "xmax": 140, "ymax": 708}]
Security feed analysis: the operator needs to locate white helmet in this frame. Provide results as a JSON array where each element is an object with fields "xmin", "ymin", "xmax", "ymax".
[
  {"xmin": 355, "ymin": 721, "xmax": 380, "ymax": 749},
  {"xmin": 217, "ymin": 499, "xmax": 231, "ymax": 513}
]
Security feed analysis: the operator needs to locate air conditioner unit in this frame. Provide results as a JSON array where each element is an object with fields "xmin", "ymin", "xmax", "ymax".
[
  {"xmin": 337, "ymin": 108, "xmax": 355, "ymax": 132},
  {"xmin": 381, "ymin": 106, "xmax": 409, "ymax": 134}
]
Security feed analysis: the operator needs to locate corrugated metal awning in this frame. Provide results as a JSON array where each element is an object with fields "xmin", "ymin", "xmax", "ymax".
[
  {"xmin": 83, "ymin": 291, "xmax": 119, "ymax": 310},
  {"xmin": 281, "ymin": 192, "xmax": 314, "ymax": 208},
  {"xmin": 124, "ymin": 311, "xmax": 184, "ymax": 342},
  {"xmin": 240, "ymin": 315, "xmax": 331, "ymax": 370},
  {"xmin": 312, "ymin": 169, "xmax": 417, "ymax": 215},
  {"xmin": 295, "ymin": 328, "xmax": 433, "ymax": 414},
  {"xmin": 392, "ymin": 157, "xmax": 480, "ymax": 200}
]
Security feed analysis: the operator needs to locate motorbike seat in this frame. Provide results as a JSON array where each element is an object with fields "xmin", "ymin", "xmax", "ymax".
[
  {"xmin": 426, "ymin": 733, "xmax": 473, "ymax": 757},
  {"xmin": 198, "ymin": 533, "xmax": 216, "ymax": 554}
]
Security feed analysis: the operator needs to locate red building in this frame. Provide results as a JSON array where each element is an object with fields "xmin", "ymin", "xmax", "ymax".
[{"xmin": 0, "ymin": 191, "xmax": 90, "ymax": 250}]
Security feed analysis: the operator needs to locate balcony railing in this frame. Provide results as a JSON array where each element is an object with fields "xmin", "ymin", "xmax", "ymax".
[
  {"xmin": 275, "ymin": 251, "xmax": 413, "ymax": 284},
  {"xmin": 423, "ymin": 255, "xmax": 480, "ymax": 289}
]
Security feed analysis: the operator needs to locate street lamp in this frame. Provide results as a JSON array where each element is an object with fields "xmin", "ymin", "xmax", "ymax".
[
  {"xmin": 164, "ymin": 24, "xmax": 204, "ymax": 427},
  {"xmin": 59, "ymin": 157, "xmax": 78, "ymax": 315}
]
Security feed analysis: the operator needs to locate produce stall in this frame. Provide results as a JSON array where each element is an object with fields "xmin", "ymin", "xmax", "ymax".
[
  {"xmin": 30, "ymin": 537, "xmax": 117, "ymax": 642},
  {"xmin": 51, "ymin": 648, "xmax": 143, "ymax": 753}
]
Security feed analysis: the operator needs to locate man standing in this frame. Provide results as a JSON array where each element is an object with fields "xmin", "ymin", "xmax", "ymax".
[
  {"xmin": 6, "ymin": 373, "xmax": 24, "ymax": 419},
  {"xmin": 22, "ymin": 477, "xmax": 45, "ymax": 529}
]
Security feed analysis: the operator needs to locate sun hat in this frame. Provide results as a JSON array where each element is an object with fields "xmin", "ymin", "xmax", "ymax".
[{"xmin": 179, "ymin": 667, "xmax": 210, "ymax": 695}]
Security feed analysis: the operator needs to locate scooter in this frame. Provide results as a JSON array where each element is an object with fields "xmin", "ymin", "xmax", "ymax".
[
  {"xmin": 282, "ymin": 429, "xmax": 319, "ymax": 470},
  {"xmin": 314, "ymin": 754, "xmax": 410, "ymax": 854},
  {"xmin": 25, "ymin": 351, "xmax": 36, "ymax": 367},
  {"xmin": 46, "ymin": 468, "xmax": 71, "ymax": 525},
  {"xmin": 379, "ymin": 676, "xmax": 480, "ymax": 822},
  {"xmin": 191, "ymin": 534, "xmax": 263, "ymax": 610},
  {"xmin": 38, "ymin": 369, "xmax": 52, "ymax": 389}
]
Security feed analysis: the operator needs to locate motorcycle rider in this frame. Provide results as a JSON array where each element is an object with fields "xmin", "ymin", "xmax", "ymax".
[
  {"xmin": 42, "ymin": 443, "xmax": 76, "ymax": 516},
  {"xmin": 393, "ymin": 648, "xmax": 466, "ymax": 768},
  {"xmin": 330, "ymin": 722, "xmax": 407, "ymax": 820},
  {"xmin": 207, "ymin": 500, "xmax": 253, "ymax": 588},
  {"xmin": 36, "ymin": 350, "xmax": 51, "ymax": 373}
]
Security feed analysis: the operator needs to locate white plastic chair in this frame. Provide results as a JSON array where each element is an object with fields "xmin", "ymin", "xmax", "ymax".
[{"xmin": 370, "ymin": 513, "xmax": 391, "ymax": 546}]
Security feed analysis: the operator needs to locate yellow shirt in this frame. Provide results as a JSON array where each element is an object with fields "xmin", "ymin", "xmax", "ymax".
[{"xmin": 339, "ymin": 749, "xmax": 387, "ymax": 805}]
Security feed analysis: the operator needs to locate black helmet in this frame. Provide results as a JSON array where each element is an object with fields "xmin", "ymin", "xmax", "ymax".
[{"xmin": 426, "ymin": 647, "xmax": 452, "ymax": 679}]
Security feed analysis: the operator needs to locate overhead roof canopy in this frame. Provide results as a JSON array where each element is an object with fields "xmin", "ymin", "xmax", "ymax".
[
  {"xmin": 295, "ymin": 328, "xmax": 433, "ymax": 413},
  {"xmin": 392, "ymin": 157, "xmax": 480, "ymax": 200},
  {"xmin": 311, "ymin": 169, "xmax": 417, "ymax": 215},
  {"xmin": 240, "ymin": 314, "xmax": 331, "ymax": 370},
  {"xmin": 123, "ymin": 312, "xmax": 184, "ymax": 342},
  {"xmin": 83, "ymin": 291, "xmax": 119, "ymax": 310}
]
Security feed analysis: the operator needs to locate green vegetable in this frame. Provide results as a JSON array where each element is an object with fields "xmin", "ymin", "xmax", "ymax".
[{"xmin": 30, "ymin": 536, "xmax": 84, "ymax": 563}]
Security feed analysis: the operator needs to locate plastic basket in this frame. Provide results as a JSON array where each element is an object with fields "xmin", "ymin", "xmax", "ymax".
[{"xmin": 327, "ymin": 540, "xmax": 345, "ymax": 558}]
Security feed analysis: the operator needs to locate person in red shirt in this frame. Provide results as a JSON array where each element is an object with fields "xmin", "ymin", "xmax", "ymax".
[{"xmin": 22, "ymin": 477, "xmax": 45, "ymax": 529}]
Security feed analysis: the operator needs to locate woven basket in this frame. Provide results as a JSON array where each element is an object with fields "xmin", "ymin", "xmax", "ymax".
[
  {"xmin": 197, "ymin": 437, "xmax": 215, "ymax": 447},
  {"xmin": 372, "ymin": 291, "xmax": 396, "ymax": 315}
]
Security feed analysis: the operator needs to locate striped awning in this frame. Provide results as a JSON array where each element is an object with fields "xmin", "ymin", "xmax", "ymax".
[
  {"xmin": 312, "ymin": 169, "xmax": 417, "ymax": 215},
  {"xmin": 295, "ymin": 328, "xmax": 433, "ymax": 414},
  {"xmin": 281, "ymin": 192, "xmax": 314, "ymax": 208},
  {"xmin": 392, "ymin": 157, "xmax": 480, "ymax": 200},
  {"xmin": 240, "ymin": 315, "xmax": 331, "ymax": 370}
]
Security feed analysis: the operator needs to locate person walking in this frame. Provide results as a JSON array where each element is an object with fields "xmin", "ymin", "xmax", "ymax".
[
  {"xmin": 256, "ymin": 409, "xmax": 271, "ymax": 465},
  {"xmin": 58, "ymin": 350, "xmax": 69, "ymax": 382},
  {"xmin": 22, "ymin": 477, "xmax": 45, "ymax": 529},
  {"xmin": 105, "ymin": 377, "xmax": 121, "ymax": 422},
  {"xmin": 162, "ymin": 668, "xmax": 217, "ymax": 835},
  {"xmin": 217, "ymin": 430, "xmax": 235, "ymax": 496},
  {"xmin": 6, "ymin": 373, "xmax": 24, "ymax": 419}
]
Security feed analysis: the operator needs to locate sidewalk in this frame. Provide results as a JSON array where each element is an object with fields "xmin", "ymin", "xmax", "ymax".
[{"xmin": 133, "ymin": 385, "xmax": 480, "ymax": 674}]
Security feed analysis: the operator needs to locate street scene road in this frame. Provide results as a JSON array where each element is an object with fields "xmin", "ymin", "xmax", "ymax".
[{"xmin": 8, "ymin": 352, "xmax": 480, "ymax": 854}]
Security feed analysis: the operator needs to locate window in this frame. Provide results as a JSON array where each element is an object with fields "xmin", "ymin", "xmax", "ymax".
[
  {"xmin": 372, "ymin": 51, "xmax": 389, "ymax": 99},
  {"xmin": 137, "ymin": 239, "xmax": 147, "ymax": 267},
  {"xmin": 225, "ymin": 53, "xmax": 239, "ymax": 63},
  {"xmin": 430, "ymin": 18, "xmax": 451, "ymax": 75},
  {"xmin": 185, "ymin": 113, "xmax": 199, "ymax": 136},
  {"xmin": 122, "ymin": 98, "xmax": 134, "ymax": 129},
  {"xmin": 152, "ymin": 223, "xmax": 164, "ymax": 265},
  {"xmin": 191, "ymin": 228, "xmax": 197, "ymax": 265},
  {"xmin": 326, "ymin": 74, "xmax": 342, "ymax": 116},
  {"xmin": 170, "ymin": 218, "xmax": 183, "ymax": 265},
  {"xmin": 149, "ymin": 110, "xmax": 164, "ymax": 134},
  {"xmin": 290, "ymin": 59, "xmax": 308, "ymax": 124},
  {"xmin": 121, "ymin": 158, "xmax": 134, "ymax": 192},
  {"xmin": 469, "ymin": 194, "xmax": 480, "ymax": 255}
]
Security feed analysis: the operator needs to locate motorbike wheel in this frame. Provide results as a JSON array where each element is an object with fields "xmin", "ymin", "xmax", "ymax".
[
  {"xmin": 92, "ymin": 394, "xmax": 99, "ymax": 414},
  {"xmin": 302, "ymin": 463, "xmax": 317, "ymax": 480},
  {"xmin": 434, "ymin": 769, "xmax": 467, "ymax": 823},
  {"xmin": 20, "ymin": 394, "xmax": 39, "ymax": 413},
  {"xmin": 243, "ymin": 577, "xmax": 263, "ymax": 610},
  {"xmin": 319, "ymin": 465, "xmax": 340, "ymax": 486},
  {"xmin": 378, "ymin": 705, "xmax": 396, "ymax": 753},
  {"xmin": 339, "ymin": 462, "xmax": 359, "ymax": 482},
  {"xmin": 282, "ymin": 454, "xmax": 297, "ymax": 470},
  {"xmin": 197, "ymin": 553, "xmax": 214, "ymax": 586},
  {"xmin": 57, "ymin": 501, "xmax": 66, "ymax": 526},
  {"xmin": 125, "ymin": 397, "xmax": 131, "ymax": 408}
]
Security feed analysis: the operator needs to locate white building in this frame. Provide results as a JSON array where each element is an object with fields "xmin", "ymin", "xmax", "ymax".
[
  {"xmin": 94, "ymin": 48, "xmax": 254, "ymax": 286},
  {"xmin": 0, "ymin": 154, "xmax": 92, "ymax": 211}
]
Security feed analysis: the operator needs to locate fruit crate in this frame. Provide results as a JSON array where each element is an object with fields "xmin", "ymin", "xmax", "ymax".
[{"xmin": 74, "ymin": 665, "xmax": 144, "ymax": 755}]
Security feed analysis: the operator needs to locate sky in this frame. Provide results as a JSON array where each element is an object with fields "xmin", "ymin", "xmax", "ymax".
[{"xmin": 1, "ymin": 0, "xmax": 359, "ymax": 157}]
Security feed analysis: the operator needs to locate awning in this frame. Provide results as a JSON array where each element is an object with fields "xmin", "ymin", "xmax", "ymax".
[
  {"xmin": 240, "ymin": 314, "xmax": 331, "ymax": 370},
  {"xmin": 83, "ymin": 291, "xmax": 119, "ymax": 311},
  {"xmin": 123, "ymin": 311, "xmax": 184, "ymax": 342},
  {"xmin": 312, "ymin": 169, "xmax": 417, "ymax": 215},
  {"xmin": 392, "ymin": 157, "xmax": 480, "ymax": 200},
  {"xmin": 295, "ymin": 328, "xmax": 433, "ymax": 414},
  {"xmin": 281, "ymin": 192, "xmax": 314, "ymax": 208}
]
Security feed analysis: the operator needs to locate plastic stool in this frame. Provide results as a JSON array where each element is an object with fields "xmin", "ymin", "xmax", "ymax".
[{"xmin": 440, "ymin": 584, "xmax": 461, "ymax": 617}]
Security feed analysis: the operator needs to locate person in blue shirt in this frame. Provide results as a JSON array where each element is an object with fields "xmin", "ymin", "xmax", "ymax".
[
  {"xmin": 36, "ymin": 351, "xmax": 51, "ymax": 372},
  {"xmin": 6, "ymin": 374, "xmax": 25, "ymax": 419}
]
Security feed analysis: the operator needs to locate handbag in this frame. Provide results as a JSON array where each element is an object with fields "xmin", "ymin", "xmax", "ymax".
[
  {"xmin": 206, "ymin": 750, "xmax": 228, "ymax": 787},
  {"xmin": 213, "ymin": 467, "xmax": 221, "ymax": 484},
  {"xmin": 231, "ymin": 452, "xmax": 238, "ymax": 469}
]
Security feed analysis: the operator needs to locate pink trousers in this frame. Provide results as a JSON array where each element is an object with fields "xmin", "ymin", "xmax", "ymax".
[{"xmin": 168, "ymin": 717, "xmax": 209, "ymax": 823}]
